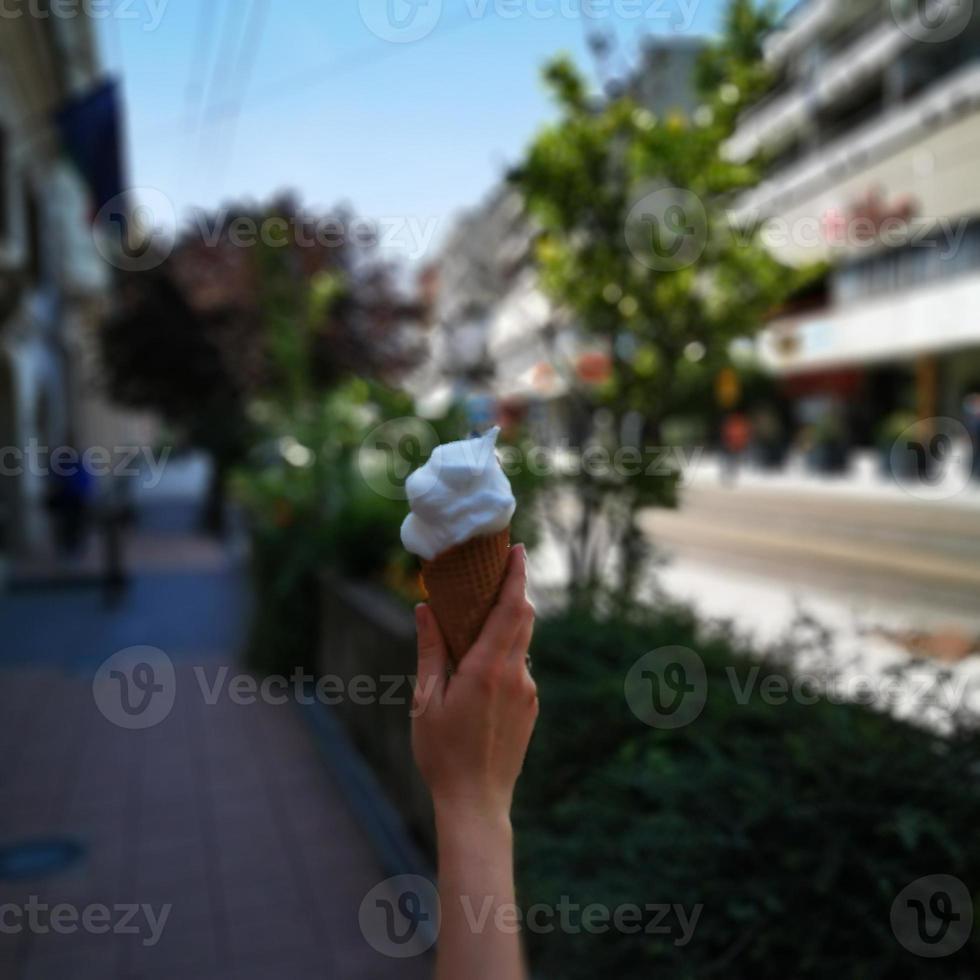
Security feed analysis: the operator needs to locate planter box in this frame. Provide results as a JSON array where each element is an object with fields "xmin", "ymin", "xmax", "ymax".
[{"xmin": 318, "ymin": 572, "xmax": 435, "ymax": 856}]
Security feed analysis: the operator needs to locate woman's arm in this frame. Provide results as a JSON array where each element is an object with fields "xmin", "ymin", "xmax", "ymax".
[{"xmin": 412, "ymin": 544, "xmax": 538, "ymax": 980}]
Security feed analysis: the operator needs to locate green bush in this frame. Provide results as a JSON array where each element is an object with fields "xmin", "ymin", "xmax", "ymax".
[
  {"xmin": 243, "ymin": 517, "xmax": 324, "ymax": 675},
  {"xmin": 326, "ymin": 480, "xmax": 409, "ymax": 580},
  {"xmin": 234, "ymin": 380, "xmax": 407, "ymax": 673},
  {"xmin": 515, "ymin": 603, "xmax": 980, "ymax": 979},
  {"xmin": 234, "ymin": 370, "xmax": 555, "ymax": 672}
]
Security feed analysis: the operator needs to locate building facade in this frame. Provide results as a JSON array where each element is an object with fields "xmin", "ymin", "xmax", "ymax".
[
  {"xmin": 420, "ymin": 36, "xmax": 707, "ymax": 438},
  {"xmin": 727, "ymin": 0, "xmax": 980, "ymax": 453},
  {"xmin": 0, "ymin": 15, "xmax": 145, "ymax": 569}
]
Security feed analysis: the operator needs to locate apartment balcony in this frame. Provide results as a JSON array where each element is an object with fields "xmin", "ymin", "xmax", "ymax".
[
  {"xmin": 729, "ymin": 62, "xmax": 980, "ymax": 231},
  {"xmin": 728, "ymin": 16, "xmax": 914, "ymax": 163},
  {"xmin": 760, "ymin": 0, "xmax": 962, "ymax": 69},
  {"xmin": 763, "ymin": 0, "xmax": 839, "ymax": 68}
]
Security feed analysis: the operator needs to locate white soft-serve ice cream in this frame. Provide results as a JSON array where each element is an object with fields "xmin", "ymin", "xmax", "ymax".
[{"xmin": 400, "ymin": 426, "xmax": 516, "ymax": 561}]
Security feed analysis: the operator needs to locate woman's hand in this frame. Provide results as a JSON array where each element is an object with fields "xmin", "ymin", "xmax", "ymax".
[
  {"xmin": 412, "ymin": 543, "xmax": 537, "ymax": 980},
  {"xmin": 412, "ymin": 544, "xmax": 538, "ymax": 827}
]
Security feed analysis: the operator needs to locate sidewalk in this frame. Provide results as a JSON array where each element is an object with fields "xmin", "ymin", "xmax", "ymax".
[
  {"xmin": 686, "ymin": 450, "xmax": 980, "ymax": 509},
  {"xmin": 0, "ymin": 485, "xmax": 431, "ymax": 979}
]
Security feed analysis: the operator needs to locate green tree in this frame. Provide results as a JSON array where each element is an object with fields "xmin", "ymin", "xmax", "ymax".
[
  {"xmin": 100, "ymin": 197, "xmax": 422, "ymax": 531},
  {"xmin": 512, "ymin": 0, "xmax": 817, "ymax": 602}
]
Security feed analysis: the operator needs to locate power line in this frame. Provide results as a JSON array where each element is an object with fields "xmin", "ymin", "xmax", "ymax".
[
  {"xmin": 174, "ymin": 0, "xmax": 222, "ymax": 187},
  {"xmin": 182, "ymin": 9, "xmax": 482, "ymax": 134},
  {"xmin": 216, "ymin": 0, "xmax": 271, "ymax": 124},
  {"xmin": 195, "ymin": 0, "xmax": 246, "ymax": 158},
  {"xmin": 205, "ymin": 0, "xmax": 272, "ymax": 190},
  {"xmin": 183, "ymin": 0, "xmax": 222, "ymax": 133}
]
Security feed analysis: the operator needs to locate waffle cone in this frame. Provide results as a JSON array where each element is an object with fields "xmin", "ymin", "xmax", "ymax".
[{"xmin": 421, "ymin": 528, "xmax": 511, "ymax": 664}]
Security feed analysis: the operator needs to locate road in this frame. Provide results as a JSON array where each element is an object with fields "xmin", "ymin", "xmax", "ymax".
[{"xmin": 640, "ymin": 481, "xmax": 980, "ymax": 631}]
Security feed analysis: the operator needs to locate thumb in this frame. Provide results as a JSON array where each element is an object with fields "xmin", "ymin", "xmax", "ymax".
[{"xmin": 414, "ymin": 604, "xmax": 448, "ymax": 711}]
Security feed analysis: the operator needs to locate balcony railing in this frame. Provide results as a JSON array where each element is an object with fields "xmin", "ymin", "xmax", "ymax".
[
  {"xmin": 730, "ymin": 61, "xmax": 980, "ymax": 223},
  {"xmin": 728, "ymin": 16, "xmax": 914, "ymax": 163},
  {"xmin": 763, "ymin": 0, "xmax": 839, "ymax": 66}
]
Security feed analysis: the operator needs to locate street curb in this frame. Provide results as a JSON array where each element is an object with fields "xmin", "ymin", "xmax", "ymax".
[
  {"xmin": 296, "ymin": 692, "xmax": 433, "ymax": 880},
  {"xmin": 295, "ymin": 691, "xmax": 440, "ymax": 949}
]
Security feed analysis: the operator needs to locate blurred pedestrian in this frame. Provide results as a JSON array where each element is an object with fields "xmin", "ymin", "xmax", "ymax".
[
  {"xmin": 45, "ymin": 459, "xmax": 93, "ymax": 557},
  {"xmin": 752, "ymin": 407, "xmax": 786, "ymax": 470},
  {"xmin": 100, "ymin": 476, "xmax": 131, "ymax": 606},
  {"xmin": 721, "ymin": 412, "xmax": 752, "ymax": 486}
]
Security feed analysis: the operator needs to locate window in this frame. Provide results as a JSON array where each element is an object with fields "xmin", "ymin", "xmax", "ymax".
[{"xmin": 832, "ymin": 220, "xmax": 980, "ymax": 304}]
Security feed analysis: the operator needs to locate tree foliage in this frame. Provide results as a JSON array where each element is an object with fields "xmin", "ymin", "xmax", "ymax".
[
  {"xmin": 100, "ymin": 197, "xmax": 424, "ymax": 469},
  {"xmin": 100, "ymin": 197, "xmax": 425, "ymax": 529},
  {"xmin": 511, "ymin": 1, "xmax": 819, "ymax": 599}
]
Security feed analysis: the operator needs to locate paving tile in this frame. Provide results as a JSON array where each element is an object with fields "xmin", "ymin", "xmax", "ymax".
[
  {"xmin": 124, "ymin": 889, "xmax": 209, "ymax": 927},
  {"xmin": 133, "ymin": 826, "xmax": 203, "ymax": 860},
  {"xmin": 218, "ymin": 865, "xmax": 295, "ymax": 903},
  {"xmin": 136, "ymin": 870, "xmax": 202, "ymax": 905},
  {"xmin": 219, "ymin": 883, "xmax": 305, "ymax": 919},
  {"xmin": 0, "ymin": 929, "xmax": 26, "ymax": 957},
  {"xmin": 334, "ymin": 948, "xmax": 435, "ymax": 980},
  {"xmin": 201, "ymin": 954, "xmax": 340, "ymax": 980},
  {"xmin": 21, "ymin": 949, "xmax": 119, "ymax": 980},
  {"xmin": 20, "ymin": 927, "xmax": 124, "ymax": 972},
  {"xmin": 121, "ymin": 923, "xmax": 218, "ymax": 976},
  {"xmin": 225, "ymin": 911, "xmax": 320, "ymax": 963}
]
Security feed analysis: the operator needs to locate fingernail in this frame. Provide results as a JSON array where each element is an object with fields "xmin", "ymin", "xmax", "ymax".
[{"xmin": 415, "ymin": 603, "xmax": 429, "ymax": 633}]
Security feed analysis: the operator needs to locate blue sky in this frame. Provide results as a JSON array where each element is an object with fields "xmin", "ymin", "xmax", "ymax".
[{"xmin": 97, "ymin": 0, "xmax": 765, "ymax": 263}]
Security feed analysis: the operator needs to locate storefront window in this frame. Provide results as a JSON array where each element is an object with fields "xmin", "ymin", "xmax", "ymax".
[{"xmin": 833, "ymin": 220, "xmax": 980, "ymax": 304}]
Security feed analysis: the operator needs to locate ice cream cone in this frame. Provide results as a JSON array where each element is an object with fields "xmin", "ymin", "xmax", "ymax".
[
  {"xmin": 421, "ymin": 527, "xmax": 511, "ymax": 664},
  {"xmin": 401, "ymin": 426, "xmax": 516, "ymax": 660}
]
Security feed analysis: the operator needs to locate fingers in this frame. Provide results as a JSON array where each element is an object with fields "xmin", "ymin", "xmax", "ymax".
[
  {"xmin": 414, "ymin": 604, "xmax": 448, "ymax": 711},
  {"xmin": 509, "ymin": 606, "xmax": 535, "ymax": 663},
  {"xmin": 467, "ymin": 545, "xmax": 535, "ymax": 672}
]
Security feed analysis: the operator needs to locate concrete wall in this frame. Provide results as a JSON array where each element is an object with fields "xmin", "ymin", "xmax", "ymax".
[{"xmin": 0, "ymin": 17, "xmax": 157, "ymax": 561}]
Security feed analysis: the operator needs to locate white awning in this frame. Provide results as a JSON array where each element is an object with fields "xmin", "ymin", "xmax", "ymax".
[{"xmin": 760, "ymin": 272, "xmax": 980, "ymax": 373}]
